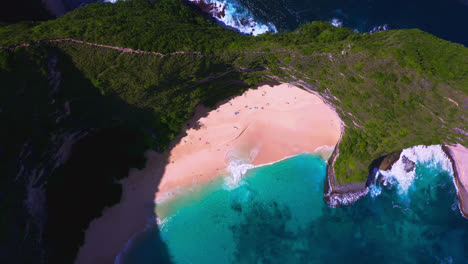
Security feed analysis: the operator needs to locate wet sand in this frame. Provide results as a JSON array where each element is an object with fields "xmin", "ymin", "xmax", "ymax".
[
  {"xmin": 74, "ymin": 83, "xmax": 342, "ymax": 264},
  {"xmin": 155, "ymin": 83, "xmax": 342, "ymax": 202}
]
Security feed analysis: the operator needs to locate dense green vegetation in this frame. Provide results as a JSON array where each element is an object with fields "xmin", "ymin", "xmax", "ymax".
[{"xmin": 1, "ymin": 0, "xmax": 467, "ymax": 262}]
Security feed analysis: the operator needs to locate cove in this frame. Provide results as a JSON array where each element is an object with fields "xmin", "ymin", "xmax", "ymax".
[{"xmin": 118, "ymin": 153, "xmax": 468, "ymax": 263}]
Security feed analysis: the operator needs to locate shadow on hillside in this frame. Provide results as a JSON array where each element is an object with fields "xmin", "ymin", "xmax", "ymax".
[
  {"xmin": 34, "ymin": 47, "xmax": 175, "ymax": 264},
  {"xmin": 44, "ymin": 43, "xmax": 281, "ymax": 263}
]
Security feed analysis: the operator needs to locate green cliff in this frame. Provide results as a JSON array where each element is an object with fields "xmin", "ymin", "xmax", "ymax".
[{"xmin": 1, "ymin": 0, "xmax": 467, "ymax": 262}]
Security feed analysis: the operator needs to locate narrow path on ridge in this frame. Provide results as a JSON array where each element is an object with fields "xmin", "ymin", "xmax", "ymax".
[{"xmin": 0, "ymin": 38, "xmax": 203, "ymax": 57}]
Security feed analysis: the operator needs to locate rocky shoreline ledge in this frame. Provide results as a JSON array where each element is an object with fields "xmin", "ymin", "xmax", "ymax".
[
  {"xmin": 325, "ymin": 143, "xmax": 468, "ymax": 219},
  {"xmin": 323, "ymin": 142, "xmax": 369, "ymax": 207},
  {"xmin": 323, "ymin": 144, "xmax": 401, "ymax": 207}
]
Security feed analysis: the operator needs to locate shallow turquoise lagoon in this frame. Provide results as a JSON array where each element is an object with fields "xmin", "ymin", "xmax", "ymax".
[{"xmin": 119, "ymin": 153, "xmax": 468, "ymax": 264}]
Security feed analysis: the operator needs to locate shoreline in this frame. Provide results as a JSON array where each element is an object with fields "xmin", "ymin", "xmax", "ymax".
[
  {"xmin": 75, "ymin": 83, "xmax": 343, "ymax": 264},
  {"xmin": 74, "ymin": 79, "xmax": 468, "ymax": 264},
  {"xmin": 323, "ymin": 141, "xmax": 368, "ymax": 207},
  {"xmin": 157, "ymin": 149, "xmax": 335, "ymax": 207},
  {"xmin": 326, "ymin": 143, "xmax": 468, "ymax": 219},
  {"xmin": 155, "ymin": 83, "xmax": 342, "ymax": 203}
]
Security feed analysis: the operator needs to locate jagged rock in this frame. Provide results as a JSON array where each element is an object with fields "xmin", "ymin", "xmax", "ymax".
[{"xmin": 401, "ymin": 155, "xmax": 416, "ymax": 173}]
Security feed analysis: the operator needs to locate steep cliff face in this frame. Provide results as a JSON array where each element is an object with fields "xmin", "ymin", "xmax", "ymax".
[
  {"xmin": 11, "ymin": 53, "xmax": 89, "ymax": 263},
  {"xmin": 1, "ymin": 0, "xmax": 468, "ymax": 261},
  {"xmin": 0, "ymin": 46, "xmax": 152, "ymax": 263},
  {"xmin": 324, "ymin": 143, "xmax": 369, "ymax": 207}
]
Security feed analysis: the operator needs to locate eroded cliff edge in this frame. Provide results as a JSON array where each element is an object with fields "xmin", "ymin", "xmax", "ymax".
[{"xmin": 325, "ymin": 142, "xmax": 468, "ymax": 219}]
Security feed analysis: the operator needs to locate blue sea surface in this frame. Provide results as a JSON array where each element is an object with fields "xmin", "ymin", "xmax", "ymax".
[
  {"xmin": 186, "ymin": 0, "xmax": 468, "ymax": 46},
  {"xmin": 118, "ymin": 153, "xmax": 468, "ymax": 264}
]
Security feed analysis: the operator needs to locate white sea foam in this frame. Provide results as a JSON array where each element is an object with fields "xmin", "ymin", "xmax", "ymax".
[
  {"xmin": 105, "ymin": 0, "xmax": 276, "ymax": 35},
  {"xmin": 326, "ymin": 188, "xmax": 369, "ymax": 207},
  {"xmin": 224, "ymin": 147, "xmax": 333, "ymax": 189},
  {"xmin": 369, "ymin": 24, "xmax": 389, "ymax": 33},
  {"xmin": 330, "ymin": 18, "xmax": 343, "ymax": 27},
  {"xmin": 369, "ymin": 184, "xmax": 382, "ymax": 198},
  {"xmin": 224, "ymin": 159, "xmax": 255, "ymax": 187},
  {"xmin": 188, "ymin": 0, "xmax": 277, "ymax": 35},
  {"xmin": 379, "ymin": 145, "xmax": 453, "ymax": 195}
]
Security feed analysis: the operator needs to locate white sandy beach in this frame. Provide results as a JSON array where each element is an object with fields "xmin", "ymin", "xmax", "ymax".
[
  {"xmin": 156, "ymin": 83, "xmax": 342, "ymax": 202},
  {"xmin": 75, "ymin": 83, "xmax": 342, "ymax": 264}
]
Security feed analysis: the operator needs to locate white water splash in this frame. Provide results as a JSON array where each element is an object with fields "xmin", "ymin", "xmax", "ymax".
[
  {"xmin": 224, "ymin": 159, "xmax": 255, "ymax": 188},
  {"xmin": 104, "ymin": 0, "xmax": 276, "ymax": 35},
  {"xmin": 370, "ymin": 24, "xmax": 389, "ymax": 33},
  {"xmin": 379, "ymin": 145, "xmax": 453, "ymax": 195},
  {"xmin": 188, "ymin": 0, "xmax": 277, "ymax": 35},
  {"xmin": 327, "ymin": 188, "xmax": 369, "ymax": 207},
  {"xmin": 330, "ymin": 18, "xmax": 343, "ymax": 27},
  {"xmin": 369, "ymin": 184, "xmax": 382, "ymax": 198}
]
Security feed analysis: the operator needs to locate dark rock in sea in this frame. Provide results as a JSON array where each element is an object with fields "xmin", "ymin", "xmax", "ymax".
[
  {"xmin": 401, "ymin": 155, "xmax": 416, "ymax": 173},
  {"xmin": 365, "ymin": 150, "xmax": 402, "ymax": 186}
]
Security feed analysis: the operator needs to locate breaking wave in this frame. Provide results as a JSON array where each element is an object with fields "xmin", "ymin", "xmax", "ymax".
[
  {"xmin": 369, "ymin": 24, "xmax": 389, "ymax": 33},
  {"xmin": 188, "ymin": 0, "xmax": 277, "ymax": 35},
  {"xmin": 330, "ymin": 145, "xmax": 458, "ymax": 207},
  {"xmin": 102, "ymin": 0, "xmax": 276, "ymax": 35},
  {"xmin": 224, "ymin": 159, "xmax": 255, "ymax": 187},
  {"xmin": 378, "ymin": 145, "xmax": 453, "ymax": 195},
  {"xmin": 330, "ymin": 18, "xmax": 343, "ymax": 27}
]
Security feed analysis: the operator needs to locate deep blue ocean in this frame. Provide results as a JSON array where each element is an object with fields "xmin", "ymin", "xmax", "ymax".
[
  {"xmin": 117, "ymin": 151, "xmax": 468, "ymax": 264},
  {"xmin": 183, "ymin": 0, "xmax": 468, "ymax": 46}
]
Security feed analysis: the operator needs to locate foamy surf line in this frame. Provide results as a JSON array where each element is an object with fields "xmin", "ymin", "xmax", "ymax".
[
  {"xmin": 371, "ymin": 144, "xmax": 466, "ymax": 218},
  {"xmin": 378, "ymin": 145, "xmax": 453, "ymax": 194},
  {"xmin": 156, "ymin": 147, "xmax": 335, "ymax": 204},
  {"xmin": 188, "ymin": 0, "xmax": 277, "ymax": 35},
  {"xmin": 104, "ymin": 0, "xmax": 277, "ymax": 35}
]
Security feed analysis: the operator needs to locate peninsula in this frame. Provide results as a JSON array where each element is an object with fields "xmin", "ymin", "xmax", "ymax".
[{"xmin": 1, "ymin": 0, "xmax": 467, "ymax": 263}]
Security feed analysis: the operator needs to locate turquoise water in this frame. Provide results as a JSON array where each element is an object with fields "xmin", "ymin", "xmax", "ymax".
[{"xmin": 118, "ymin": 153, "xmax": 468, "ymax": 264}]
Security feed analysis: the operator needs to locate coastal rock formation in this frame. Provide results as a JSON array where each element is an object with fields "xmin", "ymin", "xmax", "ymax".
[
  {"xmin": 401, "ymin": 155, "xmax": 416, "ymax": 173},
  {"xmin": 324, "ymin": 144, "xmax": 369, "ymax": 207},
  {"xmin": 190, "ymin": 0, "xmax": 226, "ymax": 19}
]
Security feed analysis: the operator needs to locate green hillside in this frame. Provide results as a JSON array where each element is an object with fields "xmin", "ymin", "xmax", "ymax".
[{"xmin": 1, "ymin": 0, "xmax": 467, "ymax": 262}]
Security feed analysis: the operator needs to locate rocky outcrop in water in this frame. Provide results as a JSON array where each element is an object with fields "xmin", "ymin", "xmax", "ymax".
[
  {"xmin": 190, "ymin": 0, "xmax": 226, "ymax": 19},
  {"xmin": 401, "ymin": 155, "xmax": 416, "ymax": 173}
]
